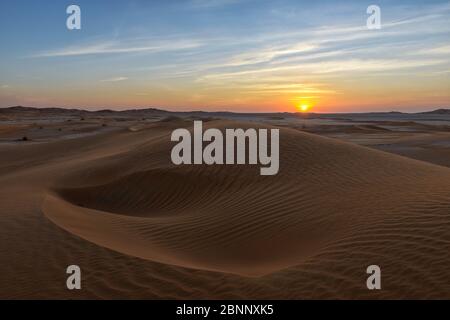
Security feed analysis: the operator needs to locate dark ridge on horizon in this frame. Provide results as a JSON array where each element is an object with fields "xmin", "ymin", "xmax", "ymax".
[
  {"xmin": 1, "ymin": 105, "xmax": 449, "ymax": 116},
  {"xmin": 1, "ymin": 105, "xmax": 168, "ymax": 114},
  {"xmin": 419, "ymin": 108, "xmax": 450, "ymax": 115}
]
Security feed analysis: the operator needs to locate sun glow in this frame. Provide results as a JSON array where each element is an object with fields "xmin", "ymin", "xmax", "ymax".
[{"xmin": 298, "ymin": 104, "xmax": 310, "ymax": 112}]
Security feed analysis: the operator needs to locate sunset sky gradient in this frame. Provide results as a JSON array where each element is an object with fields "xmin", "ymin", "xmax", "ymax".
[{"xmin": 0, "ymin": 0, "xmax": 449, "ymax": 113}]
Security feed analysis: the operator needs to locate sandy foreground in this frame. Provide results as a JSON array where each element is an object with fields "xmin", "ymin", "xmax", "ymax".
[{"xmin": 0, "ymin": 108, "xmax": 449, "ymax": 299}]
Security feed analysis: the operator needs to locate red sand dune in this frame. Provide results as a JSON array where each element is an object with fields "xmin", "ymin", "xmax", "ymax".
[{"xmin": 0, "ymin": 120, "xmax": 449, "ymax": 299}]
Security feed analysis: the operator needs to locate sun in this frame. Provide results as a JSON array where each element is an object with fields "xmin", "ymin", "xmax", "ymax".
[{"xmin": 298, "ymin": 104, "xmax": 310, "ymax": 112}]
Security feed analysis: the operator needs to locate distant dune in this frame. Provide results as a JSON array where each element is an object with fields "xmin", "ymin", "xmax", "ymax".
[
  {"xmin": 419, "ymin": 108, "xmax": 450, "ymax": 115},
  {"xmin": 1, "ymin": 105, "xmax": 449, "ymax": 118},
  {"xmin": 0, "ymin": 116, "xmax": 448, "ymax": 299}
]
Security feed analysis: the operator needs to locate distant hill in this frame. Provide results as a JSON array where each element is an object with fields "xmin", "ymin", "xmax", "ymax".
[
  {"xmin": 1, "ymin": 106, "xmax": 449, "ymax": 117},
  {"xmin": 0, "ymin": 106, "xmax": 169, "ymax": 115},
  {"xmin": 418, "ymin": 109, "xmax": 450, "ymax": 115}
]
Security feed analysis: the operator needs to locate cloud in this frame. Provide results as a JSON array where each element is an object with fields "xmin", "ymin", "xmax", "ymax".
[
  {"xmin": 101, "ymin": 77, "xmax": 128, "ymax": 82},
  {"xmin": 1, "ymin": 85, "xmax": 10, "ymax": 89},
  {"xmin": 203, "ymin": 11, "xmax": 450, "ymax": 71},
  {"xmin": 226, "ymin": 43, "xmax": 318, "ymax": 67},
  {"xmin": 199, "ymin": 59, "xmax": 446, "ymax": 81},
  {"xmin": 189, "ymin": 0, "xmax": 242, "ymax": 9},
  {"xmin": 33, "ymin": 39, "xmax": 203, "ymax": 58},
  {"xmin": 239, "ymin": 83, "xmax": 338, "ymax": 95},
  {"xmin": 417, "ymin": 45, "xmax": 450, "ymax": 55}
]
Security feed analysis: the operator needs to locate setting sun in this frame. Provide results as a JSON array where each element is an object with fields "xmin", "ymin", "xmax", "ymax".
[{"xmin": 298, "ymin": 104, "xmax": 310, "ymax": 112}]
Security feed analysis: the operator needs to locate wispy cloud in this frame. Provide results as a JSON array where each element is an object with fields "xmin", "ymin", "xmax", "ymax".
[
  {"xmin": 199, "ymin": 59, "xmax": 446, "ymax": 81},
  {"xmin": 32, "ymin": 39, "xmax": 203, "ymax": 58},
  {"xmin": 189, "ymin": 0, "xmax": 243, "ymax": 9},
  {"xmin": 417, "ymin": 45, "xmax": 450, "ymax": 55},
  {"xmin": 239, "ymin": 83, "xmax": 338, "ymax": 95},
  {"xmin": 226, "ymin": 43, "xmax": 318, "ymax": 67},
  {"xmin": 101, "ymin": 77, "xmax": 128, "ymax": 82}
]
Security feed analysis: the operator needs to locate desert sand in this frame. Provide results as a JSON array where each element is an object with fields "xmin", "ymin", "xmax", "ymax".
[{"xmin": 0, "ymin": 107, "xmax": 449, "ymax": 299}]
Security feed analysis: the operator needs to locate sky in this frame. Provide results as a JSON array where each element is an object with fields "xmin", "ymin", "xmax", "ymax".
[{"xmin": 0, "ymin": 0, "xmax": 449, "ymax": 113}]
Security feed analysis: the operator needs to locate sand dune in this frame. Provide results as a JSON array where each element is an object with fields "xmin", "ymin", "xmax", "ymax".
[{"xmin": 1, "ymin": 119, "xmax": 450, "ymax": 298}]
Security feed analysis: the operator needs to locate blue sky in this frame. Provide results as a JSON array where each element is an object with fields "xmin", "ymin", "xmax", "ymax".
[{"xmin": 0, "ymin": 0, "xmax": 449, "ymax": 112}]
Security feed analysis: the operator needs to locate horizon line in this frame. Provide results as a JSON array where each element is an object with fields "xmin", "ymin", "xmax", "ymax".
[{"xmin": 1, "ymin": 105, "xmax": 449, "ymax": 115}]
